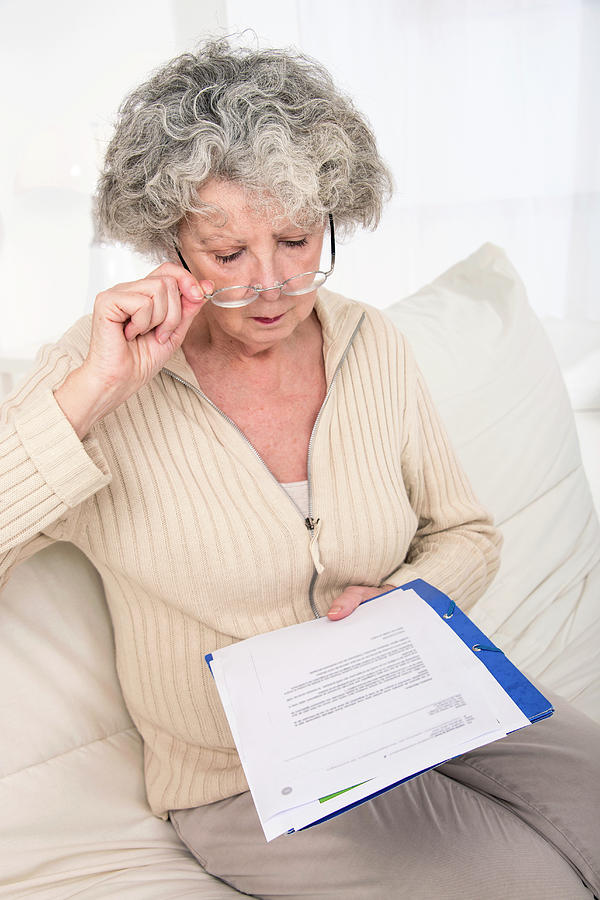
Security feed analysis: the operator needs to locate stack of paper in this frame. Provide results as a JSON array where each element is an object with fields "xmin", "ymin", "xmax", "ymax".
[{"xmin": 207, "ymin": 583, "xmax": 552, "ymax": 841}]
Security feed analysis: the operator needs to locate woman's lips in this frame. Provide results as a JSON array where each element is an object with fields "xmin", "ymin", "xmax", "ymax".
[{"xmin": 251, "ymin": 313, "xmax": 285, "ymax": 325}]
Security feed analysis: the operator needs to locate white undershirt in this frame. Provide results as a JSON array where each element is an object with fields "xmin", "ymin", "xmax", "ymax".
[{"xmin": 280, "ymin": 480, "xmax": 309, "ymax": 518}]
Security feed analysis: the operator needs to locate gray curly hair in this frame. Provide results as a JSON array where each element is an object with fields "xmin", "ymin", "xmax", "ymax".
[{"xmin": 95, "ymin": 37, "xmax": 393, "ymax": 259}]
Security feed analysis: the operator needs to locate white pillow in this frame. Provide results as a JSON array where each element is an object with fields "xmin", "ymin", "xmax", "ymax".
[{"xmin": 384, "ymin": 242, "xmax": 600, "ymax": 721}]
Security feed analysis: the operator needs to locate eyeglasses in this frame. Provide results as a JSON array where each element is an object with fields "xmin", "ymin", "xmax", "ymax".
[{"xmin": 176, "ymin": 214, "xmax": 335, "ymax": 308}]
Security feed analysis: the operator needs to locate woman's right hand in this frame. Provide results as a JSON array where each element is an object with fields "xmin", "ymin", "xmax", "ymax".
[{"xmin": 54, "ymin": 263, "xmax": 213, "ymax": 438}]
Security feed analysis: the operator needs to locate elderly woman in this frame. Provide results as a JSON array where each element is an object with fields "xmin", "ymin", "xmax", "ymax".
[{"xmin": 1, "ymin": 39, "xmax": 598, "ymax": 900}]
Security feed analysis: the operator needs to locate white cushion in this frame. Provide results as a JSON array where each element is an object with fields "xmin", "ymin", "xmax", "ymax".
[
  {"xmin": 0, "ymin": 544, "xmax": 238, "ymax": 899},
  {"xmin": 541, "ymin": 316, "xmax": 600, "ymax": 516},
  {"xmin": 384, "ymin": 242, "xmax": 600, "ymax": 720}
]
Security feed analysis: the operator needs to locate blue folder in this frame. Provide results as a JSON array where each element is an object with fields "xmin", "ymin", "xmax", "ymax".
[{"xmin": 297, "ymin": 579, "xmax": 554, "ymax": 833}]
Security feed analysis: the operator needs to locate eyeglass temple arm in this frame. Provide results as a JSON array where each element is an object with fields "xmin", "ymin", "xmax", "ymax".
[
  {"xmin": 176, "ymin": 248, "xmax": 192, "ymax": 272},
  {"xmin": 175, "ymin": 214, "xmax": 335, "ymax": 274},
  {"xmin": 327, "ymin": 214, "xmax": 335, "ymax": 271}
]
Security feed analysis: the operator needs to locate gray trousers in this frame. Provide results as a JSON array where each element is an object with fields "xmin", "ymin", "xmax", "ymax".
[{"xmin": 170, "ymin": 693, "xmax": 600, "ymax": 899}]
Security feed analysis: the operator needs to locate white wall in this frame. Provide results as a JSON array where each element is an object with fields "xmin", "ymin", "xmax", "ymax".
[{"xmin": 297, "ymin": 0, "xmax": 600, "ymax": 321}]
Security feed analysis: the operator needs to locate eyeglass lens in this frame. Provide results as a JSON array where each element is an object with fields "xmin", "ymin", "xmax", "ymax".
[{"xmin": 209, "ymin": 272, "xmax": 328, "ymax": 308}]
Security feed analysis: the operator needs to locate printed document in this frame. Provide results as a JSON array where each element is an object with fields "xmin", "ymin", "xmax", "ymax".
[{"xmin": 208, "ymin": 587, "xmax": 530, "ymax": 841}]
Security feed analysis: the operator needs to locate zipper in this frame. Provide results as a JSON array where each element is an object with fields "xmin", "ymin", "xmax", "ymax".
[{"xmin": 163, "ymin": 311, "xmax": 365, "ymax": 619}]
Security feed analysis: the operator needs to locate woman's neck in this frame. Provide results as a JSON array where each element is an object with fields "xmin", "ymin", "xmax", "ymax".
[{"xmin": 182, "ymin": 309, "xmax": 322, "ymax": 376}]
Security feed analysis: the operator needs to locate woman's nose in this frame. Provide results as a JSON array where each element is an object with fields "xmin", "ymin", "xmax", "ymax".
[{"xmin": 251, "ymin": 257, "xmax": 282, "ymax": 297}]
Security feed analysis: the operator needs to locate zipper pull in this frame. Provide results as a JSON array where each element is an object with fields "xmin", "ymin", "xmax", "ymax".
[{"xmin": 305, "ymin": 517, "xmax": 324, "ymax": 574}]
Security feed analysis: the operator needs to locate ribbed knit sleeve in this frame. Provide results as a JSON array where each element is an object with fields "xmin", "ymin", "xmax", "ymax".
[
  {"xmin": 0, "ymin": 336, "xmax": 111, "ymax": 585},
  {"xmin": 384, "ymin": 335, "xmax": 502, "ymax": 608}
]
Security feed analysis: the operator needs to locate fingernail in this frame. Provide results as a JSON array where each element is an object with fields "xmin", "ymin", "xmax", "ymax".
[
  {"xmin": 190, "ymin": 285, "xmax": 203, "ymax": 300},
  {"xmin": 329, "ymin": 606, "xmax": 342, "ymax": 615},
  {"xmin": 157, "ymin": 331, "xmax": 171, "ymax": 345}
]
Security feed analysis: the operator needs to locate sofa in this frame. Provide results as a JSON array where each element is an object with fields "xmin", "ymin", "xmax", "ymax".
[{"xmin": 1, "ymin": 243, "xmax": 599, "ymax": 899}]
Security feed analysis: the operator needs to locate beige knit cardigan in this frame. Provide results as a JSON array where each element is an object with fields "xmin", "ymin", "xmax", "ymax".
[{"xmin": 0, "ymin": 289, "xmax": 501, "ymax": 818}]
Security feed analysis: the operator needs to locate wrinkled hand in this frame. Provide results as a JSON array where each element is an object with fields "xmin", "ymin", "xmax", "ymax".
[
  {"xmin": 84, "ymin": 262, "xmax": 213, "ymax": 398},
  {"xmin": 327, "ymin": 584, "xmax": 397, "ymax": 621},
  {"xmin": 55, "ymin": 263, "xmax": 213, "ymax": 438}
]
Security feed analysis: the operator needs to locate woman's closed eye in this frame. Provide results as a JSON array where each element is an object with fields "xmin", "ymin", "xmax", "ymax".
[
  {"xmin": 215, "ymin": 238, "xmax": 308, "ymax": 265},
  {"xmin": 215, "ymin": 249, "xmax": 244, "ymax": 264},
  {"xmin": 282, "ymin": 238, "xmax": 308, "ymax": 249}
]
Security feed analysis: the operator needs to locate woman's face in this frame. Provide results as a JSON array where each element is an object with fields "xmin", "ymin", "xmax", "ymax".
[{"xmin": 177, "ymin": 180, "xmax": 325, "ymax": 354}]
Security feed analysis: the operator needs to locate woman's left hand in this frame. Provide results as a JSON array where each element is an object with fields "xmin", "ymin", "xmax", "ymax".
[{"xmin": 327, "ymin": 584, "xmax": 397, "ymax": 620}]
